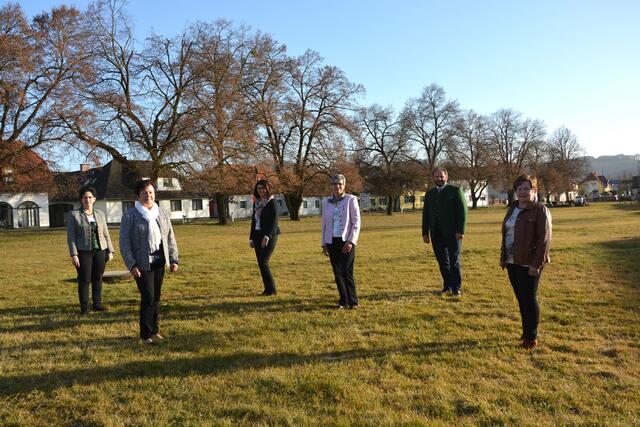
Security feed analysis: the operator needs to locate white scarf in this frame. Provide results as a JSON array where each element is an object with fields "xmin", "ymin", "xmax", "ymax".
[{"xmin": 135, "ymin": 201, "xmax": 162, "ymax": 253}]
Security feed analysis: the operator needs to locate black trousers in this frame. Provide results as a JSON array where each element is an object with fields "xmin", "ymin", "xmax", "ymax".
[
  {"xmin": 506, "ymin": 264, "xmax": 541, "ymax": 340},
  {"xmin": 253, "ymin": 234, "xmax": 277, "ymax": 294},
  {"xmin": 76, "ymin": 249, "xmax": 107, "ymax": 310},
  {"xmin": 328, "ymin": 237, "xmax": 358, "ymax": 307},
  {"xmin": 134, "ymin": 262, "xmax": 165, "ymax": 340}
]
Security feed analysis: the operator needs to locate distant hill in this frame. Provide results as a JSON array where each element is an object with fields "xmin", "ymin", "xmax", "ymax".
[{"xmin": 584, "ymin": 154, "xmax": 640, "ymax": 178}]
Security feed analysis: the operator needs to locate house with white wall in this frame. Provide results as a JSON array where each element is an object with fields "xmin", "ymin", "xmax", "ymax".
[{"xmin": 50, "ymin": 160, "xmax": 210, "ymax": 226}]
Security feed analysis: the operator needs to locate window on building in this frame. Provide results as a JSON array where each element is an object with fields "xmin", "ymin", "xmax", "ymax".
[
  {"xmin": 192, "ymin": 199, "xmax": 203, "ymax": 210},
  {"xmin": 17, "ymin": 201, "xmax": 39, "ymax": 228},
  {"xmin": 404, "ymin": 195, "xmax": 413, "ymax": 203},
  {"xmin": 170, "ymin": 200, "xmax": 182, "ymax": 211},
  {"xmin": 303, "ymin": 200, "xmax": 308, "ymax": 208},
  {"xmin": 2, "ymin": 167, "xmax": 14, "ymax": 184},
  {"xmin": 0, "ymin": 202, "xmax": 13, "ymax": 228},
  {"xmin": 239, "ymin": 201, "xmax": 247, "ymax": 209},
  {"xmin": 379, "ymin": 198, "xmax": 386, "ymax": 205},
  {"xmin": 420, "ymin": 196, "xmax": 425, "ymax": 203},
  {"xmin": 315, "ymin": 200, "xmax": 320, "ymax": 209},
  {"xmin": 277, "ymin": 199, "xmax": 283, "ymax": 207},
  {"xmin": 122, "ymin": 201, "xmax": 134, "ymax": 212},
  {"xmin": 163, "ymin": 178, "xmax": 174, "ymax": 188},
  {"xmin": 469, "ymin": 195, "xmax": 473, "ymax": 202},
  {"xmin": 371, "ymin": 199, "xmax": 376, "ymax": 206}
]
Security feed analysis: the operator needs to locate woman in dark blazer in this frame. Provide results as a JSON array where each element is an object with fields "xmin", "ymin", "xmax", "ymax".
[
  {"xmin": 67, "ymin": 186, "xmax": 114, "ymax": 315},
  {"xmin": 500, "ymin": 175, "xmax": 552, "ymax": 350},
  {"xmin": 249, "ymin": 179, "xmax": 280, "ymax": 296}
]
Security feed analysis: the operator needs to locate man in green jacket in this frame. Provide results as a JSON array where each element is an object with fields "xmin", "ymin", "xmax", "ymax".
[{"xmin": 422, "ymin": 167, "xmax": 468, "ymax": 297}]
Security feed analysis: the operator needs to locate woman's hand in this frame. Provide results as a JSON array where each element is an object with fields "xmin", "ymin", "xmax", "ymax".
[
  {"xmin": 249, "ymin": 240, "xmax": 254, "ymax": 248},
  {"xmin": 107, "ymin": 252, "xmax": 114, "ymax": 262},
  {"xmin": 261, "ymin": 237, "xmax": 269, "ymax": 248},
  {"xmin": 528, "ymin": 266, "xmax": 539, "ymax": 276},
  {"xmin": 322, "ymin": 246, "xmax": 329, "ymax": 257},
  {"xmin": 130, "ymin": 266, "xmax": 142, "ymax": 278},
  {"xmin": 342, "ymin": 242, "xmax": 353, "ymax": 254},
  {"xmin": 500, "ymin": 261, "xmax": 505, "ymax": 270},
  {"xmin": 170, "ymin": 263, "xmax": 179, "ymax": 273},
  {"xmin": 71, "ymin": 255, "xmax": 80, "ymax": 268}
]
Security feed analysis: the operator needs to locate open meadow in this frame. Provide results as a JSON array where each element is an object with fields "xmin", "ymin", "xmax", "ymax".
[{"xmin": 0, "ymin": 202, "xmax": 638, "ymax": 425}]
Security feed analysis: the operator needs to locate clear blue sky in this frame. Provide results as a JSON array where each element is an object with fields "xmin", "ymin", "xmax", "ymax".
[{"xmin": 17, "ymin": 0, "xmax": 640, "ymax": 158}]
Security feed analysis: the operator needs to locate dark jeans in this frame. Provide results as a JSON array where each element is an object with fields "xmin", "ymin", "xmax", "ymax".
[
  {"xmin": 76, "ymin": 249, "xmax": 107, "ymax": 310},
  {"xmin": 134, "ymin": 262, "xmax": 165, "ymax": 340},
  {"xmin": 431, "ymin": 234, "xmax": 462, "ymax": 292},
  {"xmin": 506, "ymin": 264, "xmax": 541, "ymax": 340},
  {"xmin": 328, "ymin": 237, "xmax": 358, "ymax": 307},
  {"xmin": 253, "ymin": 234, "xmax": 278, "ymax": 294}
]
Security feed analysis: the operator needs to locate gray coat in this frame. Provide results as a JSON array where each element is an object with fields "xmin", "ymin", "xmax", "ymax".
[
  {"xmin": 67, "ymin": 209, "xmax": 114, "ymax": 256},
  {"xmin": 119, "ymin": 207, "xmax": 179, "ymax": 271}
]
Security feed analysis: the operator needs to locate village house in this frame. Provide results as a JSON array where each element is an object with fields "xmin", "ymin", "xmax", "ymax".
[
  {"xmin": 579, "ymin": 172, "xmax": 612, "ymax": 199},
  {"xmin": 0, "ymin": 143, "xmax": 52, "ymax": 228},
  {"xmin": 50, "ymin": 160, "xmax": 210, "ymax": 226}
]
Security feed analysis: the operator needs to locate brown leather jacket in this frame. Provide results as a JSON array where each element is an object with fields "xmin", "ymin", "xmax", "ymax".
[{"xmin": 500, "ymin": 201, "xmax": 552, "ymax": 269}]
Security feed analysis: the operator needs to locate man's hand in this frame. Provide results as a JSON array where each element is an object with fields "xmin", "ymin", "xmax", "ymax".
[
  {"xmin": 170, "ymin": 263, "xmax": 179, "ymax": 273},
  {"xmin": 342, "ymin": 242, "xmax": 353, "ymax": 254},
  {"xmin": 249, "ymin": 240, "xmax": 254, "ymax": 248},
  {"xmin": 423, "ymin": 235, "xmax": 430, "ymax": 244},
  {"xmin": 261, "ymin": 237, "xmax": 269, "ymax": 248},
  {"xmin": 500, "ymin": 261, "xmax": 505, "ymax": 270},
  {"xmin": 322, "ymin": 246, "xmax": 329, "ymax": 257},
  {"xmin": 107, "ymin": 252, "xmax": 114, "ymax": 262},
  {"xmin": 528, "ymin": 266, "xmax": 539, "ymax": 277},
  {"xmin": 455, "ymin": 233, "xmax": 464, "ymax": 240},
  {"xmin": 71, "ymin": 255, "xmax": 80, "ymax": 268}
]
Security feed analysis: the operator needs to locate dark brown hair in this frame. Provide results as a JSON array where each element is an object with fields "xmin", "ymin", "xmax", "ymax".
[
  {"xmin": 253, "ymin": 179, "xmax": 271, "ymax": 199},
  {"xmin": 79, "ymin": 186, "xmax": 97, "ymax": 199},
  {"xmin": 134, "ymin": 179, "xmax": 157, "ymax": 196},
  {"xmin": 513, "ymin": 175, "xmax": 538, "ymax": 192}
]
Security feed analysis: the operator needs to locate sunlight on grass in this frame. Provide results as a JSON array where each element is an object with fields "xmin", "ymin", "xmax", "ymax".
[{"xmin": 0, "ymin": 203, "xmax": 639, "ymax": 424}]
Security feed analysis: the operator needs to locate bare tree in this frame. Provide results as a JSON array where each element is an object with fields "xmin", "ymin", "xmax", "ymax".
[
  {"xmin": 402, "ymin": 83, "xmax": 459, "ymax": 181},
  {"xmin": 447, "ymin": 110, "xmax": 494, "ymax": 208},
  {"xmin": 546, "ymin": 126, "xmax": 587, "ymax": 199},
  {"xmin": 61, "ymin": 0, "xmax": 199, "ymax": 180},
  {"xmin": 0, "ymin": 3, "xmax": 88, "ymax": 164},
  {"xmin": 247, "ymin": 49, "xmax": 363, "ymax": 220},
  {"xmin": 353, "ymin": 105, "xmax": 411, "ymax": 215},
  {"xmin": 489, "ymin": 108, "xmax": 546, "ymax": 200},
  {"xmin": 188, "ymin": 21, "xmax": 259, "ymax": 224}
]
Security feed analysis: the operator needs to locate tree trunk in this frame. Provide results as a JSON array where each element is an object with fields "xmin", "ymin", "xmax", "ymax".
[
  {"xmin": 386, "ymin": 195, "xmax": 393, "ymax": 215},
  {"xmin": 285, "ymin": 192, "xmax": 302, "ymax": 221},
  {"xmin": 216, "ymin": 193, "xmax": 228, "ymax": 225}
]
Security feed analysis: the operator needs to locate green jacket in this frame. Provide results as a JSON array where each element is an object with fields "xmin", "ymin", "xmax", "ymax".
[{"xmin": 422, "ymin": 184, "xmax": 468, "ymax": 238}]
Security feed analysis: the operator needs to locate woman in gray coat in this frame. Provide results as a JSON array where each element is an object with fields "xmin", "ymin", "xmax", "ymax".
[
  {"xmin": 67, "ymin": 186, "xmax": 114, "ymax": 315},
  {"xmin": 120, "ymin": 179, "xmax": 179, "ymax": 344}
]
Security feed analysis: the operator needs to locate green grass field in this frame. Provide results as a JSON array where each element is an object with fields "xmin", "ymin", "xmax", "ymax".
[{"xmin": 1, "ymin": 202, "xmax": 639, "ymax": 425}]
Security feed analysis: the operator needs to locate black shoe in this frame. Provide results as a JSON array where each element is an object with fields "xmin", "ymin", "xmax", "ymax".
[
  {"xmin": 93, "ymin": 306, "xmax": 109, "ymax": 312},
  {"xmin": 451, "ymin": 290, "xmax": 461, "ymax": 298},
  {"xmin": 436, "ymin": 288, "xmax": 450, "ymax": 295},
  {"xmin": 259, "ymin": 291, "xmax": 268, "ymax": 296},
  {"xmin": 349, "ymin": 305, "xmax": 359, "ymax": 310},
  {"xmin": 80, "ymin": 309, "xmax": 89, "ymax": 316},
  {"xmin": 265, "ymin": 290, "xmax": 277, "ymax": 296}
]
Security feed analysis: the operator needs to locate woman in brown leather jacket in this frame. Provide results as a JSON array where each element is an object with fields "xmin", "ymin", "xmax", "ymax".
[{"xmin": 500, "ymin": 175, "xmax": 552, "ymax": 349}]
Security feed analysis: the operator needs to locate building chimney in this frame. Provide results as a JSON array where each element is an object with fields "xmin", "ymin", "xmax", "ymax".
[{"xmin": 80, "ymin": 163, "xmax": 90, "ymax": 172}]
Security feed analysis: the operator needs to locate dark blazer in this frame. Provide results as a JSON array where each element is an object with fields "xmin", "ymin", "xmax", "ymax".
[
  {"xmin": 67, "ymin": 208, "xmax": 114, "ymax": 256},
  {"xmin": 422, "ymin": 184, "xmax": 468, "ymax": 238},
  {"xmin": 249, "ymin": 199, "xmax": 280, "ymax": 241}
]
